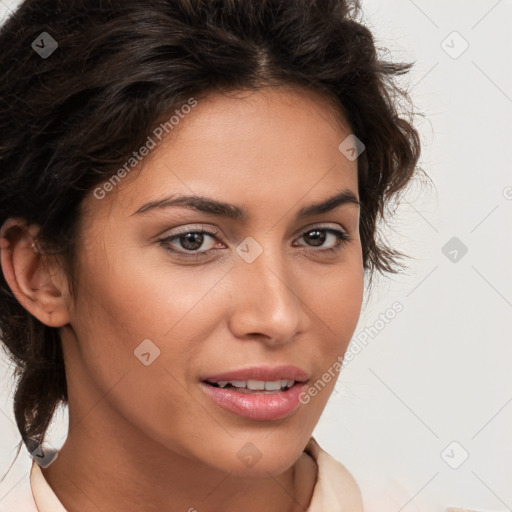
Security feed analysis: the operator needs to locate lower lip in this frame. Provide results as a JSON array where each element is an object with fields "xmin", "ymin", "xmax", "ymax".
[{"xmin": 200, "ymin": 381, "xmax": 308, "ymax": 421}]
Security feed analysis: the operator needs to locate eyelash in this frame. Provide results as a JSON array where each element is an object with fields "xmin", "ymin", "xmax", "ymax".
[{"xmin": 158, "ymin": 225, "xmax": 352, "ymax": 260}]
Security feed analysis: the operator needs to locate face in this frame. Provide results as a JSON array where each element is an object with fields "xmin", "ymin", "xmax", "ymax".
[{"xmin": 58, "ymin": 86, "xmax": 364, "ymax": 476}]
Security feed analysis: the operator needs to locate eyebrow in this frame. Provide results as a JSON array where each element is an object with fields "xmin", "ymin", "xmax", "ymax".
[{"xmin": 131, "ymin": 188, "xmax": 360, "ymax": 220}]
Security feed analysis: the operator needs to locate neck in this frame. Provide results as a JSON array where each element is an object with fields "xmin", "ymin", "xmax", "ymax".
[{"xmin": 41, "ymin": 406, "xmax": 317, "ymax": 512}]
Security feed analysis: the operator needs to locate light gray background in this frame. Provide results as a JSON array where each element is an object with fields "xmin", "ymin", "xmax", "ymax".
[{"xmin": 1, "ymin": 0, "xmax": 511, "ymax": 510}]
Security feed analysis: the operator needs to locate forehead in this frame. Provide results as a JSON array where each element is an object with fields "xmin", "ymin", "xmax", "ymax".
[{"xmin": 84, "ymin": 86, "xmax": 358, "ymax": 223}]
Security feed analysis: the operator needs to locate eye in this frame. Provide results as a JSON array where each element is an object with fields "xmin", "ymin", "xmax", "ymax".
[
  {"xmin": 293, "ymin": 227, "xmax": 351, "ymax": 253},
  {"xmin": 158, "ymin": 225, "xmax": 351, "ymax": 259},
  {"xmin": 159, "ymin": 227, "xmax": 221, "ymax": 258}
]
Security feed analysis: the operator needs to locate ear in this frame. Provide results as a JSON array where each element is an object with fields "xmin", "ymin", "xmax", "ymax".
[{"xmin": 0, "ymin": 218, "xmax": 71, "ymax": 327}]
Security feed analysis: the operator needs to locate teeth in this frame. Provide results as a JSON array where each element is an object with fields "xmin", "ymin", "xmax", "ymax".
[
  {"xmin": 229, "ymin": 380, "xmax": 247, "ymax": 388},
  {"xmin": 264, "ymin": 380, "xmax": 282, "ymax": 391},
  {"xmin": 212, "ymin": 379, "xmax": 295, "ymax": 390},
  {"xmin": 247, "ymin": 379, "xmax": 266, "ymax": 390}
]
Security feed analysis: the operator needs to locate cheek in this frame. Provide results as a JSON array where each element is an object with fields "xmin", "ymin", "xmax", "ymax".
[
  {"xmin": 67, "ymin": 250, "xmax": 210, "ymax": 440},
  {"xmin": 298, "ymin": 265, "xmax": 363, "ymax": 415},
  {"xmin": 313, "ymin": 258, "xmax": 364, "ymax": 345},
  {"xmin": 74, "ymin": 241, "xmax": 197, "ymax": 342},
  {"xmin": 69, "ymin": 240, "xmax": 229, "ymax": 392},
  {"xmin": 337, "ymin": 270, "xmax": 364, "ymax": 342}
]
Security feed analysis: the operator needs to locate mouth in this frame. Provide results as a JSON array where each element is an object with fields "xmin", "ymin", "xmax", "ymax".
[
  {"xmin": 204, "ymin": 379, "xmax": 299, "ymax": 394},
  {"xmin": 199, "ymin": 365, "xmax": 310, "ymax": 421},
  {"xmin": 201, "ymin": 364, "xmax": 310, "ymax": 387}
]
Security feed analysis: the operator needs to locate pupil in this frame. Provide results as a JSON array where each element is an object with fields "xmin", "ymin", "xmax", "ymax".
[
  {"xmin": 181, "ymin": 233, "xmax": 203, "ymax": 250},
  {"xmin": 305, "ymin": 229, "xmax": 325, "ymax": 247}
]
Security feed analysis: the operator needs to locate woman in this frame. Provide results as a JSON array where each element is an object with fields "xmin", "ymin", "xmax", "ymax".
[{"xmin": 0, "ymin": 0, "xmax": 434, "ymax": 510}]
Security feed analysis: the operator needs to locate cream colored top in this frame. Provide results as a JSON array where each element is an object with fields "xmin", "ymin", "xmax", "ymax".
[{"xmin": 2, "ymin": 437, "xmax": 505, "ymax": 512}]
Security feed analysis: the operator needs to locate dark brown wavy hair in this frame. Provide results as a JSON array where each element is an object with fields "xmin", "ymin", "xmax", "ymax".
[{"xmin": 0, "ymin": 0, "xmax": 422, "ymax": 477}]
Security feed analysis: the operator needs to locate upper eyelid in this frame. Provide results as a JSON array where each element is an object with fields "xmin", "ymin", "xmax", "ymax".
[
  {"xmin": 160, "ymin": 223, "xmax": 349, "ymax": 249},
  {"xmin": 161, "ymin": 222, "xmax": 349, "ymax": 241}
]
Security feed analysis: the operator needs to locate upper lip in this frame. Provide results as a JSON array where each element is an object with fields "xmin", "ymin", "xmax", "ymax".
[{"xmin": 202, "ymin": 365, "xmax": 310, "ymax": 384}]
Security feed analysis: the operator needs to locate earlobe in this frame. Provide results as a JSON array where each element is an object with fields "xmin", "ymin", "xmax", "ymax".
[{"xmin": 0, "ymin": 218, "xmax": 71, "ymax": 328}]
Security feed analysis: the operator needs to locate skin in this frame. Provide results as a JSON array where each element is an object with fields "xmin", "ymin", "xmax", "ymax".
[{"xmin": 0, "ymin": 86, "xmax": 364, "ymax": 512}]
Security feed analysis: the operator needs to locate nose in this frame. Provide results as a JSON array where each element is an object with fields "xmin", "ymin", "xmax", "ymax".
[{"xmin": 227, "ymin": 242, "xmax": 305, "ymax": 346}]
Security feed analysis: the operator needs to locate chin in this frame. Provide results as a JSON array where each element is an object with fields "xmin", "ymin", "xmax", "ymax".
[{"xmin": 207, "ymin": 435, "xmax": 305, "ymax": 477}]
